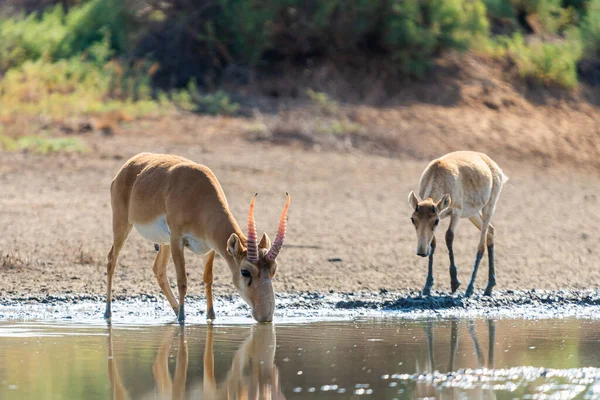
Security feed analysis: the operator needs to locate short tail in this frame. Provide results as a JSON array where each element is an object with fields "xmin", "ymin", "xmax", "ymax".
[{"xmin": 502, "ymin": 173, "xmax": 509, "ymax": 184}]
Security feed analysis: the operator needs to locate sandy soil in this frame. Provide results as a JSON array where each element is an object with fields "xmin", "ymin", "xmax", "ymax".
[{"xmin": 1, "ymin": 111, "xmax": 600, "ymax": 301}]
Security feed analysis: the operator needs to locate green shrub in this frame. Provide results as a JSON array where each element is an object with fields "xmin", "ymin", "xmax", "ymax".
[
  {"xmin": 306, "ymin": 89, "xmax": 339, "ymax": 115},
  {"xmin": 215, "ymin": 0, "xmax": 277, "ymax": 66},
  {"xmin": 197, "ymin": 90, "xmax": 240, "ymax": 115},
  {"xmin": 0, "ymin": 56, "xmax": 159, "ymax": 120},
  {"xmin": 581, "ymin": 0, "xmax": 600, "ymax": 56},
  {"xmin": 0, "ymin": 0, "xmax": 128, "ymax": 72},
  {"xmin": 516, "ymin": 0, "xmax": 566, "ymax": 32},
  {"xmin": 384, "ymin": 0, "xmax": 489, "ymax": 77},
  {"xmin": 484, "ymin": 0, "xmax": 515, "ymax": 20},
  {"xmin": 485, "ymin": 0, "xmax": 582, "ymax": 33},
  {"xmin": 492, "ymin": 31, "xmax": 582, "ymax": 88},
  {"xmin": 170, "ymin": 81, "xmax": 240, "ymax": 115}
]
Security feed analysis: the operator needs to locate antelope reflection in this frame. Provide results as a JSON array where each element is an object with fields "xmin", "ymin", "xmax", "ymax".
[
  {"xmin": 107, "ymin": 326, "xmax": 188, "ymax": 400},
  {"xmin": 204, "ymin": 323, "xmax": 285, "ymax": 400},
  {"xmin": 107, "ymin": 324, "xmax": 284, "ymax": 400},
  {"xmin": 417, "ymin": 319, "xmax": 496, "ymax": 399}
]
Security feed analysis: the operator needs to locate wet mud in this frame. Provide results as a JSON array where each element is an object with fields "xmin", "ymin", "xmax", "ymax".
[{"xmin": 2, "ymin": 289, "xmax": 600, "ymax": 323}]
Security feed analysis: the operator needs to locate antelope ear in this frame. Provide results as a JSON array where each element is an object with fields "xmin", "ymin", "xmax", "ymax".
[
  {"xmin": 436, "ymin": 194, "xmax": 451, "ymax": 212},
  {"xmin": 227, "ymin": 233, "xmax": 245, "ymax": 258},
  {"xmin": 258, "ymin": 232, "xmax": 271, "ymax": 249},
  {"xmin": 408, "ymin": 191, "xmax": 421, "ymax": 210}
]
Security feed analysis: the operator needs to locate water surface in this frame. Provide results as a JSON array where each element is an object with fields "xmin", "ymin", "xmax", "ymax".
[{"xmin": 0, "ymin": 317, "xmax": 599, "ymax": 399}]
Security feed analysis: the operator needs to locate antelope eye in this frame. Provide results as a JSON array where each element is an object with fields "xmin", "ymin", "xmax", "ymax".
[
  {"xmin": 410, "ymin": 217, "xmax": 415, "ymax": 224},
  {"xmin": 241, "ymin": 269, "xmax": 251, "ymax": 278},
  {"xmin": 434, "ymin": 219, "xmax": 440, "ymax": 226}
]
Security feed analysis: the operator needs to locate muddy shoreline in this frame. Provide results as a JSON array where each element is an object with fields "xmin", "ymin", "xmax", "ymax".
[{"xmin": 2, "ymin": 289, "xmax": 600, "ymax": 322}]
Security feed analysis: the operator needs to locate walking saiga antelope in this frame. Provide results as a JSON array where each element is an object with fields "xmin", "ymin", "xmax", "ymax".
[
  {"xmin": 408, "ymin": 151, "xmax": 507, "ymax": 297},
  {"xmin": 104, "ymin": 152, "xmax": 291, "ymax": 323}
]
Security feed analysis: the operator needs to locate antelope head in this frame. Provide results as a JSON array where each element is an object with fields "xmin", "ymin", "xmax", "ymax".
[
  {"xmin": 408, "ymin": 191, "xmax": 451, "ymax": 257},
  {"xmin": 227, "ymin": 193, "xmax": 291, "ymax": 322}
]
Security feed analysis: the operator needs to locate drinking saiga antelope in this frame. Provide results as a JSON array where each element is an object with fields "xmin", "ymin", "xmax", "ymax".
[
  {"xmin": 104, "ymin": 152, "xmax": 291, "ymax": 323},
  {"xmin": 408, "ymin": 151, "xmax": 507, "ymax": 297}
]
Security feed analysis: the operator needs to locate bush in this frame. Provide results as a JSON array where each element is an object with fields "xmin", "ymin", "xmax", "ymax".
[
  {"xmin": 196, "ymin": 90, "xmax": 240, "ymax": 115},
  {"xmin": 0, "ymin": 0, "xmax": 128, "ymax": 72},
  {"xmin": 484, "ymin": 0, "xmax": 515, "ymax": 20},
  {"xmin": 484, "ymin": 0, "xmax": 583, "ymax": 34},
  {"xmin": 0, "ymin": 0, "xmax": 597, "ymax": 108},
  {"xmin": 581, "ymin": 0, "xmax": 600, "ymax": 56},
  {"xmin": 306, "ymin": 89, "xmax": 339, "ymax": 115},
  {"xmin": 384, "ymin": 0, "xmax": 489, "ymax": 77},
  {"xmin": 136, "ymin": 0, "xmax": 489, "ymax": 85},
  {"xmin": 0, "ymin": 56, "xmax": 159, "ymax": 120},
  {"xmin": 492, "ymin": 31, "xmax": 583, "ymax": 88}
]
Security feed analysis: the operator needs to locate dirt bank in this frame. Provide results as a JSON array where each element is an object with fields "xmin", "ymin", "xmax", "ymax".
[{"xmin": 1, "ymin": 114, "xmax": 600, "ymax": 300}]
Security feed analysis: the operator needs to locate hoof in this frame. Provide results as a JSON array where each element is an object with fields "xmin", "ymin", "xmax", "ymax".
[
  {"xmin": 207, "ymin": 307, "xmax": 216, "ymax": 320},
  {"xmin": 451, "ymin": 280, "xmax": 461, "ymax": 293},
  {"xmin": 465, "ymin": 286, "xmax": 474, "ymax": 298},
  {"xmin": 421, "ymin": 287, "xmax": 432, "ymax": 297},
  {"xmin": 483, "ymin": 285, "xmax": 495, "ymax": 296},
  {"xmin": 178, "ymin": 305, "xmax": 185, "ymax": 324}
]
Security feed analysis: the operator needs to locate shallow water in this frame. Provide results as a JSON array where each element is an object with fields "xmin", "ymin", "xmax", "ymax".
[{"xmin": 0, "ymin": 318, "xmax": 600, "ymax": 399}]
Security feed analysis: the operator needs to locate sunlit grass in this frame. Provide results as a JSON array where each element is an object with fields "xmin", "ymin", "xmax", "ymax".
[
  {"xmin": 0, "ymin": 56, "xmax": 165, "ymax": 122},
  {"xmin": 0, "ymin": 134, "xmax": 87, "ymax": 154}
]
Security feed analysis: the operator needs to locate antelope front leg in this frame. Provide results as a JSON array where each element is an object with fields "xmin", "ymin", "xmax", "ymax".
[
  {"xmin": 170, "ymin": 236, "xmax": 188, "ymax": 324},
  {"xmin": 104, "ymin": 222, "xmax": 132, "ymax": 320},
  {"xmin": 465, "ymin": 248, "xmax": 483, "ymax": 297},
  {"xmin": 421, "ymin": 236, "xmax": 436, "ymax": 296},
  {"xmin": 203, "ymin": 250, "xmax": 216, "ymax": 320}
]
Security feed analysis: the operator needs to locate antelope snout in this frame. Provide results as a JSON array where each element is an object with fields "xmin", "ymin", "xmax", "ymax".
[
  {"xmin": 252, "ymin": 303, "xmax": 274, "ymax": 323},
  {"xmin": 416, "ymin": 243, "xmax": 430, "ymax": 257},
  {"xmin": 252, "ymin": 279, "xmax": 275, "ymax": 323}
]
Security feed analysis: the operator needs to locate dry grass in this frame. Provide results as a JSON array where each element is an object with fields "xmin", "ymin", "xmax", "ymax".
[
  {"xmin": 1, "ymin": 251, "xmax": 28, "ymax": 269},
  {"xmin": 75, "ymin": 246, "xmax": 96, "ymax": 266}
]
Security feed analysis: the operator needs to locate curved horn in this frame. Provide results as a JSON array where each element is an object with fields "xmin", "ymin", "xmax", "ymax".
[
  {"xmin": 266, "ymin": 193, "xmax": 291, "ymax": 262},
  {"xmin": 247, "ymin": 193, "xmax": 259, "ymax": 263}
]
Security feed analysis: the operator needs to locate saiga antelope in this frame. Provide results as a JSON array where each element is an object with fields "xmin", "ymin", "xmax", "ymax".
[
  {"xmin": 408, "ymin": 151, "xmax": 507, "ymax": 297},
  {"xmin": 105, "ymin": 152, "xmax": 290, "ymax": 323}
]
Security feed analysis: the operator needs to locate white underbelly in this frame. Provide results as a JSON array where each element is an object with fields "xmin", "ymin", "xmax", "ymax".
[
  {"xmin": 182, "ymin": 234, "xmax": 211, "ymax": 255},
  {"xmin": 133, "ymin": 217, "xmax": 212, "ymax": 254},
  {"xmin": 459, "ymin": 206, "xmax": 481, "ymax": 218},
  {"xmin": 133, "ymin": 216, "xmax": 171, "ymax": 245}
]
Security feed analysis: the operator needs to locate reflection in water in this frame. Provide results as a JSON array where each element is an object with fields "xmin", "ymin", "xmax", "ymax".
[
  {"xmin": 204, "ymin": 324, "xmax": 285, "ymax": 399},
  {"xmin": 2, "ymin": 317, "xmax": 600, "ymax": 399},
  {"xmin": 417, "ymin": 319, "xmax": 497, "ymax": 399},
  {"xmin": 107, "ymin": 326, "xmax": 131, "ymax": 400},
  {"xmin": 153, "ymin": 327, "xmax": 188, "ymax": 400},
  {"xmin": 107, "ymin": 324, "xmax": 284, "ymax": 400},
  {"xmin": 421, "ymin": 319, "xmax": 496, "ymax": 372}
]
